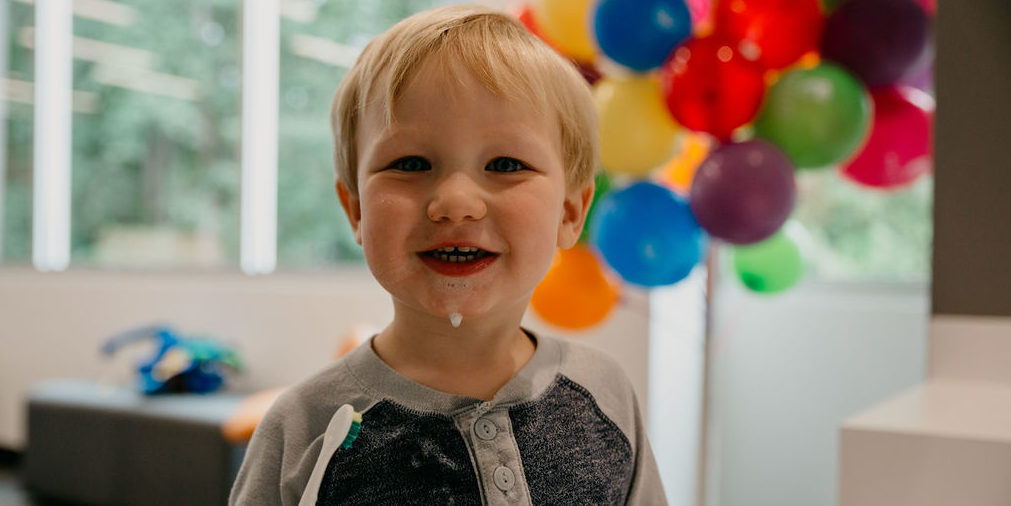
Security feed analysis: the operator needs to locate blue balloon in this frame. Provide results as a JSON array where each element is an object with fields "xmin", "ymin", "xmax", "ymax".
[
  {"xmin": 591, "ymin": 181, "xmax": 706, "ymax": 287},
  {"xmin": 593, "ymin": 0, "xmax": 693, "ymax": 72}
]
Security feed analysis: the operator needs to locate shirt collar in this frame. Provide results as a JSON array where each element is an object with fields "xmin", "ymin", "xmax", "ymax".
[{"xmin": 342, "ymin": 328, "xmax": 561, "ymax": 415}]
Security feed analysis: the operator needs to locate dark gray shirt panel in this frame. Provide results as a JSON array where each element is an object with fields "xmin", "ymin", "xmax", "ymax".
[
  {"xmin": 509, "ymin": 375, "xmax": 634, "ymax": 505},
  {"xmin": 317, "ymin": 400, "xmax": 481, "ymax": 505},
  {"xmin": 313, "ymin": 376, "xmax": 634, "ymax": 505}
]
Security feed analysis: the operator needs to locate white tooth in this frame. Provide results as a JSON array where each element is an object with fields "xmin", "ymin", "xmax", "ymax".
[
  {"xmin": 466, "ymin": 255, "xmax": 474, "ymax": 261},
  {"xmin": 439, "ymin": 254, "xmax": 449, "ymax": 262},
  {"xmin": 460, "ymin": 247, "xmax": 473, "ymax": 253},
  {"xmin": 450, "ymin": 256, "xmax": 460, "ymax": 263}
]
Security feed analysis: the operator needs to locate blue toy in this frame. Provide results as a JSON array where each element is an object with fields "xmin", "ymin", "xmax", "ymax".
[{"xmin": 101, "ymin": 325, "xmax": 242, "ymax": 395}]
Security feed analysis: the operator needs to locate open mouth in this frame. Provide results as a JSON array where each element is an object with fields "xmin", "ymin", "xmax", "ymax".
[
  {"xmin": 418, "ymin": 246, "xmax": 499, "ymax": 276},
  {"xmin": 421, "ymin": 246, "xmax": 496, "ymax": 263}
]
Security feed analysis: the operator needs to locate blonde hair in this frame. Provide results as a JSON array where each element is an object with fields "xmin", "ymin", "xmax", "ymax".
[{"xmin": 330, "ymin": 4, "xmax": 598, "ymax": 195}]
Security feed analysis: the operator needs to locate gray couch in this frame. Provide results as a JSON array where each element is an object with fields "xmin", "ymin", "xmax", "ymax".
[{"xmin": 26, "ymin": 380, "xmax": 247, "ymax": 505}]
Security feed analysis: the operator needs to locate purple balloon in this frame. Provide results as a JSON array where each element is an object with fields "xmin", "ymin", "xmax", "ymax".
[
  {"xmin": 689, "ymin": 140, "xmax": 796, "ymax": 245},
  {"xmin": 820, "ymin": 0, "xmax": 931, "ymax": 89},
  {"xmin": 899, "ymin": 43, "xmax": 934, "ymax": 94}
]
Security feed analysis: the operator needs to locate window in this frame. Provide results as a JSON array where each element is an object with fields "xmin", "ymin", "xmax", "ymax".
[
  {"xmin": 793, "ymin": 170, "xmax": 932, "ymax": 282},
  {"xmin": 68, "ymin": 0, "xmax": 242, "ymax": 269},
  {"xmin": 2, "ymin": 0, "xmax": 457, "ymax": 273},
  {"xmin": 2, "ymin": 0, "xmax": 34, "ymax": 263}
]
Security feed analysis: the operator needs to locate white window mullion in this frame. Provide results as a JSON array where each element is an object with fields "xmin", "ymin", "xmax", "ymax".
[
  {"xmin": 240, "ymin": 0, "xmax": 280, "ymax": 275},
  {"xmin": 32, "ymin": 0, "xmax": 73, "ymax": 271}
]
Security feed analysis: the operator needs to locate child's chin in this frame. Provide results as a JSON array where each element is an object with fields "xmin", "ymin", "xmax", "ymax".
[
  {"xmin": 424, "ymin": 298, "xmax": 496, "ymax": 323},
  {"xmin": 427, "ymin": 302, "xmax": 478, "ymax": 320}
]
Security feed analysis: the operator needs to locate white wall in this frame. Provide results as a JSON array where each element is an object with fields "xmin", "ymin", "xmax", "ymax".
[
  {"xmin": 650, "ymin": 268, "xmax": 709, "ymax": 506},
  {"xmin": 706, "ymin": 279, "xmax": 929, "ymax": 506},
  {"xmin": 0, "ymin": 267, "xmax": 651, "ymax": 449}
]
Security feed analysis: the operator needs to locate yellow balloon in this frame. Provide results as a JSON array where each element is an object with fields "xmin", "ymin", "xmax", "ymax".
[
  {"xmin": 533, "ymin": 0, "xmax": 596, "ymax": 63},
  {"xmin": 657, "ymin": 132, "xmax": 711, "ymax": 195},
  {"xmin": 594, "ymin": 75, "xmax": 681, "ymax": 176}
]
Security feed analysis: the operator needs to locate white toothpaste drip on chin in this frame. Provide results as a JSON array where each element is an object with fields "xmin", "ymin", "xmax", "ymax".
[{"xmin": 444, "ymin": 283, "xmax": 468, "ymax": 328}]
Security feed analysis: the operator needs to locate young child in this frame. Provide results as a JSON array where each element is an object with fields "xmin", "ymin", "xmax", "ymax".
[{"xmin": 230, "ymin": 5, "xmax": 667, "ymax": 505}]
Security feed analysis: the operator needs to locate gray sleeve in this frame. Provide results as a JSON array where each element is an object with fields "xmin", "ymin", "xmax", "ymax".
[
  {"xmin": 624, "ymin": 389, "xmax": 668, "ymax": 506},
  {"xmin": 228, "ymin": 360, "xmax": 376, "ymax": 506},
  {"xmin": 228, "ymin": 392, "xmax": 327, "ymax": 506},
  {"xmin": 229, "ymin": 402, "xmax": 288, "ymax": 506},
  {"xmin": 556, "ymin": 338, "xmax": 669, "ymax": 505}
]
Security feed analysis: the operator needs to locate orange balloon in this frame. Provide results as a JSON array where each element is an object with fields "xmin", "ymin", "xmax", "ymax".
[
  {"xmin": 530, "ymin": 245, "xmax": 621, "ymax": 330},
  {"xmin": 657, "ymin": 133, "xmax": 712, "ymax": 195}
]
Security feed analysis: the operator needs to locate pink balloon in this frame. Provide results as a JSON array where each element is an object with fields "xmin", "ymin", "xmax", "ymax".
[
  {"xmin": 686, "ymin": 0, "xmax": 712, "ymax": 27},
  {"xmin": 913, "ymin": 0, "xmax": 935, "ymax": 16},
  {"xmin": 841, "ymin": 86, "xmax": 933, "ymax": 189}
]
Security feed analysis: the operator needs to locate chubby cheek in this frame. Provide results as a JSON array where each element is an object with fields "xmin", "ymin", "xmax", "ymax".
[
  {"xmin": 358, "ymin": 193, "xmax": 415, "ymax": 282},
  {"xmin": 500, "ymin": 192, "xmax": 563, "ymax": 283}
]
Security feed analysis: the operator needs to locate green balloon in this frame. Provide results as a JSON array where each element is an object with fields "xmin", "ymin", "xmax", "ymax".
[
  {"xmin": 754, "ymin": 64, "xmax": 871, "ymax": 169},
  {"xmin": 732, "ymin": 229, "xmax": 804, "ymax": 293},
  {"xmin": 820, "ymin": 0, "xmax": 849, "ymax": 11},
  {"xmin": 579, "ymin": 171, "xmax": 613, "ymax": 243}
]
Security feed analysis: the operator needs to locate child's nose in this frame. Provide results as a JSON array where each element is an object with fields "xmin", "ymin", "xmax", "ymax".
[{"xmin": 426, "ymin": 172, "xmax": 488, "ymax": 223}]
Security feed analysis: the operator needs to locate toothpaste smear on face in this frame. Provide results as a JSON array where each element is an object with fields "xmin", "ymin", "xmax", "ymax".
[
  {"xmin": 443, "ymin": 282, "xmax": 469, "ymax": 328},
  {"xmin": 443, "ymin": 280, "xmax": 471, "ymax": 290}
]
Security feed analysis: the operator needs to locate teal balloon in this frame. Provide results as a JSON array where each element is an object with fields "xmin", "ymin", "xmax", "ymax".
[
  {"xmin": 580, "ymin": 171, "xmax": 613, "ymax": 243},
  {"xmin": 732, "ymin": 228, "xmax": 804, "ymax": 293},
  {"xmin": 754, "ymin": 64, "xmax": 872, "ymax": 169}
]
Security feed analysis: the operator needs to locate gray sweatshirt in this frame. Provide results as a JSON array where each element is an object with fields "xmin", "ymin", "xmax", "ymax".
[{"xmin": 229, "ymin": 330, "xmax": 668, "ymax": 505}]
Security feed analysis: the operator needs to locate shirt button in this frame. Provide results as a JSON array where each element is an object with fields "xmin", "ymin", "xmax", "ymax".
[
  {"xmin": 493, "ymin": 466, "xmax": 515, "ymax": 492},
  {"xmin": 474, "ymin": 417, "xmax": 497, "ymax": 440}
]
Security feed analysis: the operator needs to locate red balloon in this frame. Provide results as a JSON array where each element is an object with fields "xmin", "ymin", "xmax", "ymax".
[
  {"xmin": 841, "ymin": 86, "xmax": 933, "ymax": 188},
  {"xmin": 660, "ymin": 36, "xmax": 767, "ymax": 140},
  {"xmin": 713, "ymin": 0, "xmax": 824, "ymax": 70}
]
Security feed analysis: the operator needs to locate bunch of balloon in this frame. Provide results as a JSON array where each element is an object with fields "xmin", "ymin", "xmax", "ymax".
[
  {"xmin": 819, "ymin": 0, "xmax": 935, "ymax": 189},
  {"xmin": 520, "ymin": 0, "xmax": 935, "ymax": 329}
]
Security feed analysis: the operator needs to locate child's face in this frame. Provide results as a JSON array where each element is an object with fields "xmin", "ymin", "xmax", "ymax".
[{"xmin": 338, "ymin": 58, "xmax": 592, "ymax": 325}]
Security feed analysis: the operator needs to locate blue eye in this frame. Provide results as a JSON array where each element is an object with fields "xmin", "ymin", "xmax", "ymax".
[
  {"xmin": 389, "ymin": 156, "xmax": 430, "ymax": 172},
  {"xmin": 486, "ymin": 157, "xmax": 527, "ymax": 173}
]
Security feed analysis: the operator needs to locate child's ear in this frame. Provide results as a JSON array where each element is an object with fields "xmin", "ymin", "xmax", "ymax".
[
  {"xmin": 336, "ymin": 180, "xmax": 363, "ymax": 245},
  {"xmin": 557, "ymin": 180, "xmax": 595, "ymax": 249}
]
